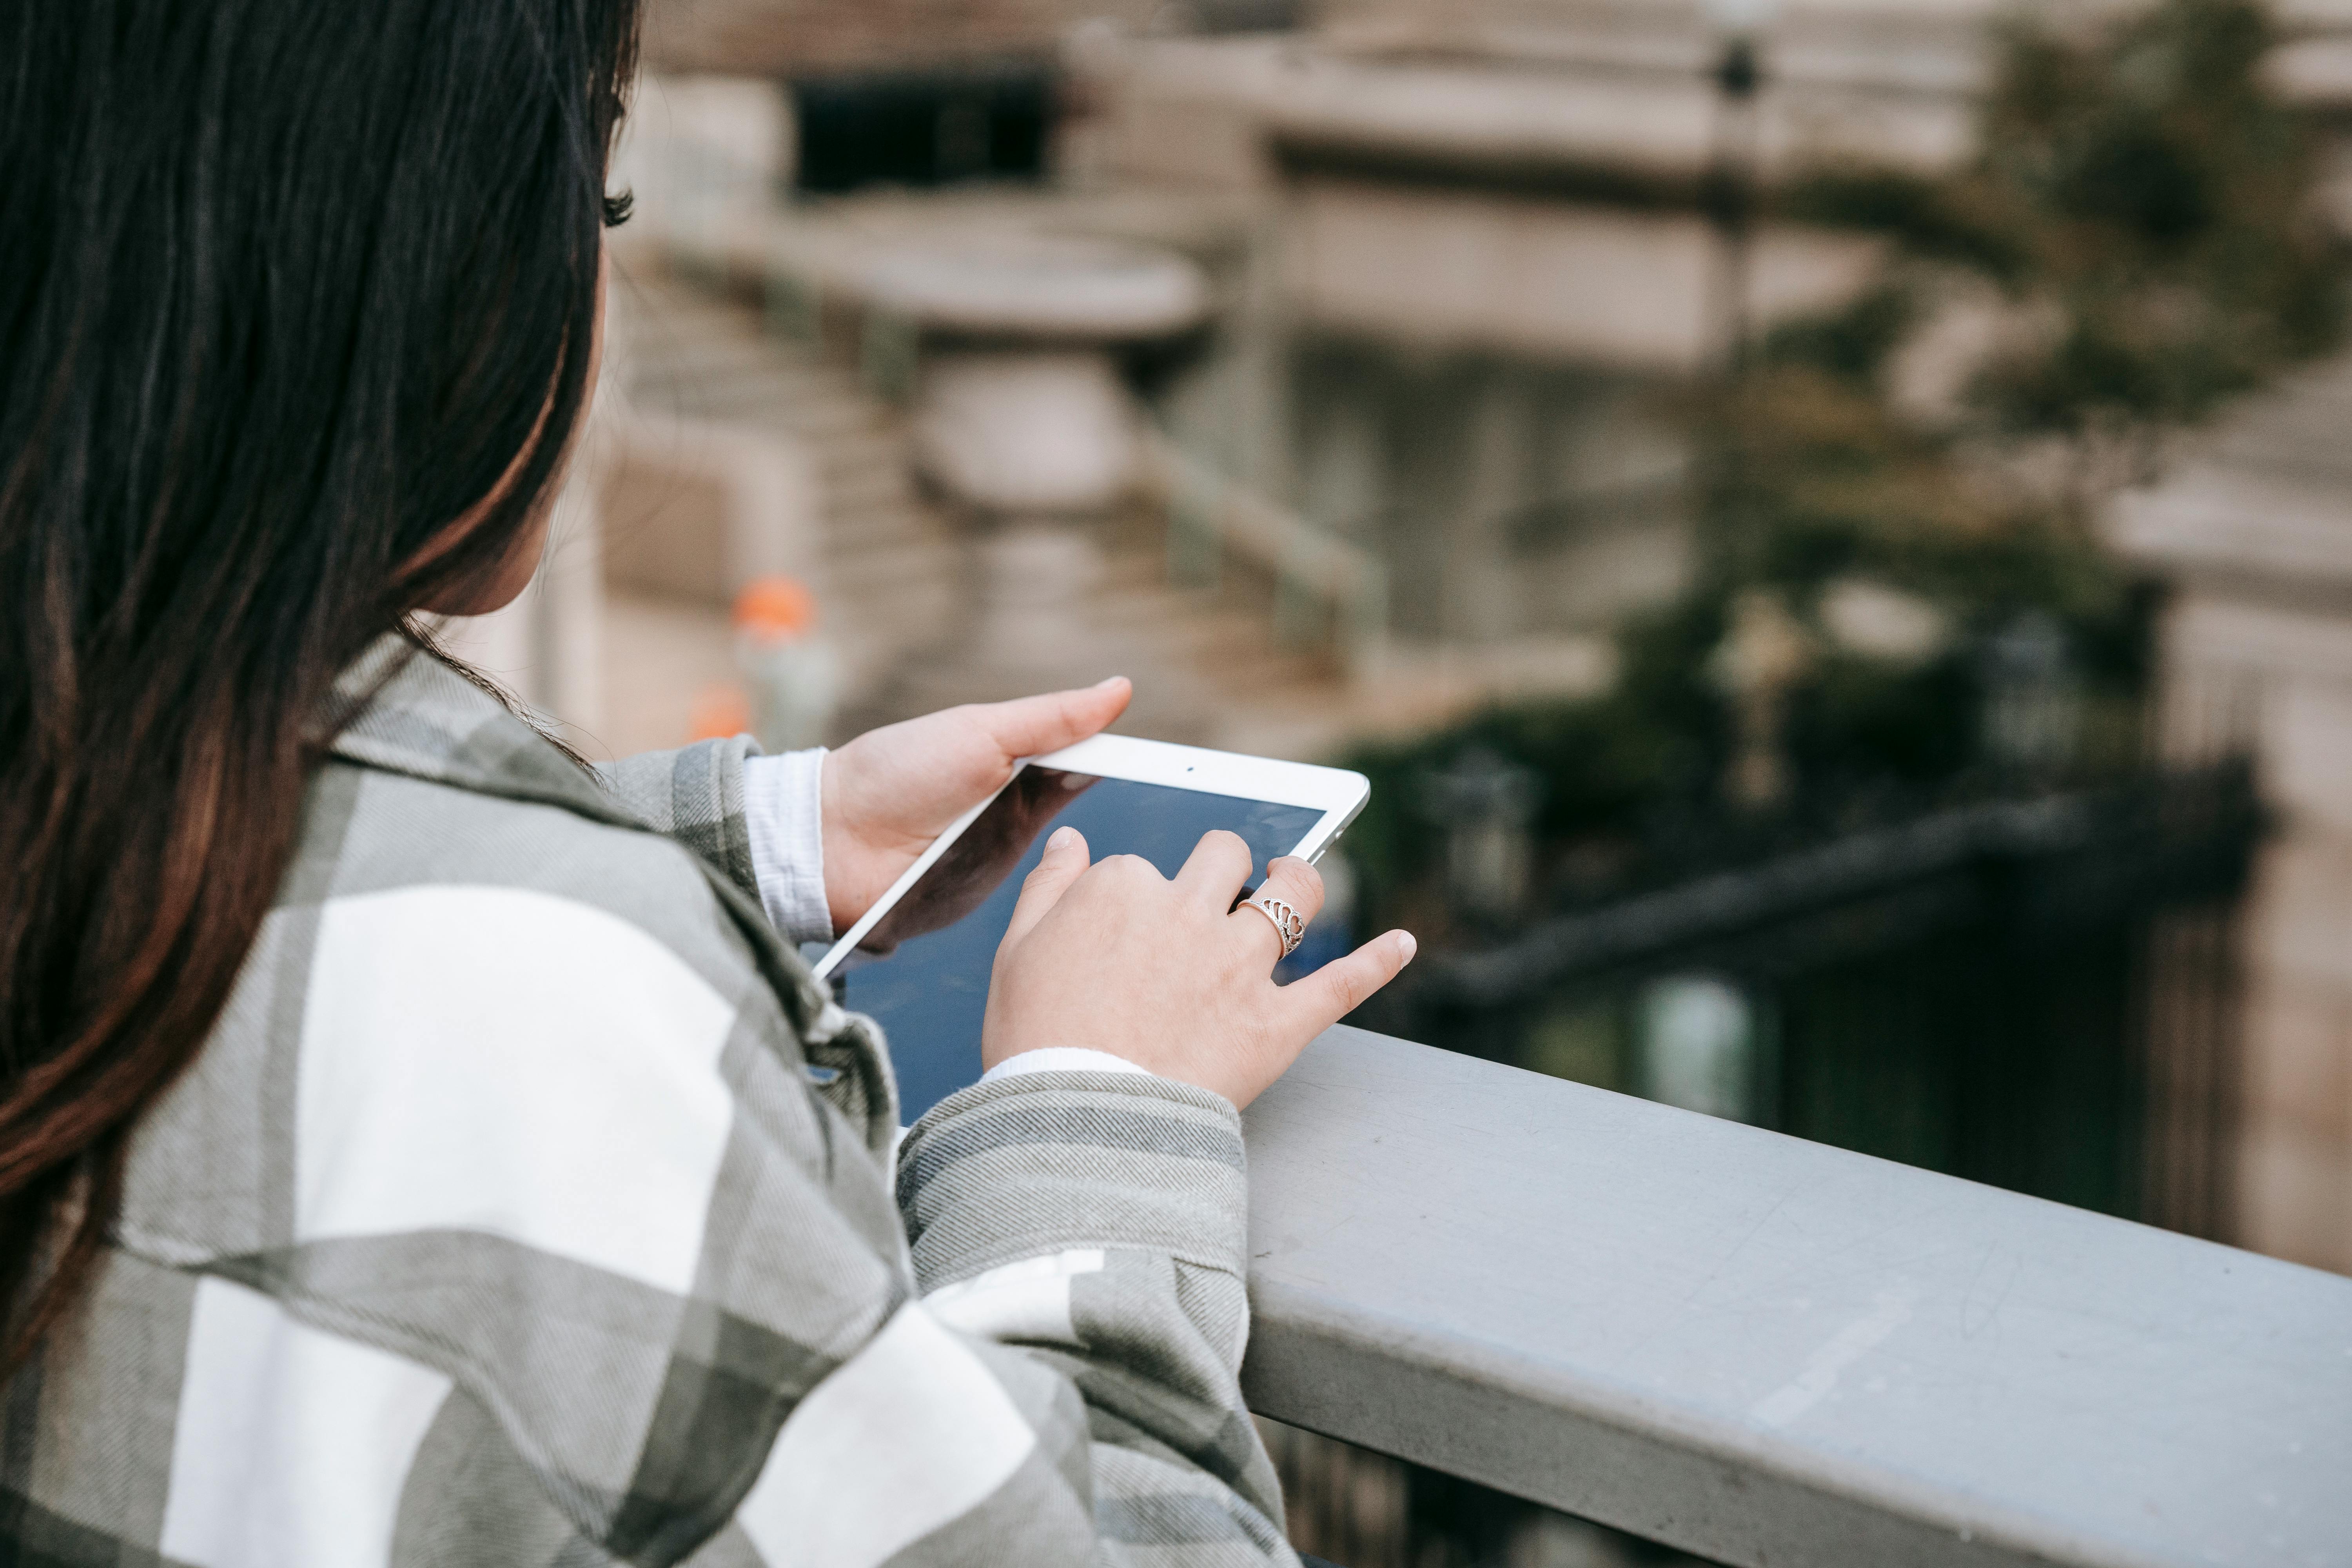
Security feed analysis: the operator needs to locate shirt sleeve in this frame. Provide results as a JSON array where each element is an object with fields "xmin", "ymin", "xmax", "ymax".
[
  {"xmin": 885, "ymin": 1071, "xmax": 1298, "ymax": 1566},
  {"xmin": 597, "ymin": 741, "xmax": 832, "ymax": 948},
  {"xmin": 593, "ymin": 736, "xmax": 764, "ymax": 902},
  {"xmin": 742, "ymin": 749, "xmax": 833, "ymax": 946},
  {"xmin": 691, "ymin": 1064, "xmax": 1296, "ymax": 1568}
]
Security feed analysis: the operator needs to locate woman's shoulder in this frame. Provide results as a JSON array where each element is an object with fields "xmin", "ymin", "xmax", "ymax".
[
  {"xmin": 303, "ymin": 750, "xmax": 769, "ymax": 1002},
  {"xmin": 109, "ymin": 750, "xmax": 831, "ymax": 1272},
  {"xmin": 310, "ymin": 650, "xmax": 780, "ymax": 999}
]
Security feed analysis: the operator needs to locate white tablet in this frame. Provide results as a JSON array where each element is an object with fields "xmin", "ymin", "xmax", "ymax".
[{"xmin": 813, "ymin": 735, "xmax": 1369, "ymax": 1123}]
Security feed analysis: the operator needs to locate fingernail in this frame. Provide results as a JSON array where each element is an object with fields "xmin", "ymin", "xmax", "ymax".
[
  {"xmin": 1047, "ymin": 826, "xmax": 1079, "ymax": 852},
  {"xmin": 1094, "ymin": 675, "xmax": 1127, "ymax": 689},
  {"xmin": 1396, "ymin": 931, "xmax": 1417, "ymax": 963}
]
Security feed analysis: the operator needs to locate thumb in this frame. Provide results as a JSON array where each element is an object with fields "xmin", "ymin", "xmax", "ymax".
[
  {"xmin": 971, "ymin": 678, "xmax": 1131, "ymax": 762},
  {"xmin": 1000, "ymin": 826, "xmax": 1090, "ymax": 951}
]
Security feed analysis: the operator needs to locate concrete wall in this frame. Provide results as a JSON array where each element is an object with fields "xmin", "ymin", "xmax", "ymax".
[
  {"xmin": 1290, "ymin": 181, "xmax": 1882, "ymax": 373},
  {"xmin": 2152, "ymin": 593, "xmax": 2352, "ymax": 1270},
  {"xmin": 2114, "ymin": 359, "xmax": 2352, "ymax": 1273}
]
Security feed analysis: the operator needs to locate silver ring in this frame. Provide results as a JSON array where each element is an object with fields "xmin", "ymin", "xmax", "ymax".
[{"xmin": 1248, "ymin": 897, "xmax": 1307, "ymax": 959}]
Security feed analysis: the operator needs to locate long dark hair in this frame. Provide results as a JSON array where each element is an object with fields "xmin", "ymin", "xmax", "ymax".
[{"xmin": 0, "ymin": 0, "xmax": 641, "ymax": 1359}]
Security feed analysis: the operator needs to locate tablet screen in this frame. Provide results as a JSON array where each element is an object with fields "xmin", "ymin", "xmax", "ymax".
[{"xmin": 831, "ymin": 766, "xmax": 1326, "ymax": 1123}]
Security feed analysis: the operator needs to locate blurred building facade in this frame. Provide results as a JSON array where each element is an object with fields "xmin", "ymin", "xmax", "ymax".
[
  {"xmin": 421, "ymin": 0, "xmax": 2352, "ymax": 1557},
  {"xmin": 585, "ymin": 0, "xmax": 2005, "ymax": 758},
  {"xmin": 438, "ymin": 0, "xmax": 2352, "ymax": 1287},
  {"xmin": 2117, "ymin": 359, "xmax": 2352, "ymax": 1276}
]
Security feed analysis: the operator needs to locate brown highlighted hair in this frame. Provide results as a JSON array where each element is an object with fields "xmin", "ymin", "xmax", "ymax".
[{"xmin": 0, "ymin": 0, "xmax": 641, "ymax": 1361}]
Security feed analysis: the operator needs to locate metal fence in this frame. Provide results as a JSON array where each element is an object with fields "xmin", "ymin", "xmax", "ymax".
[
  {"xmin": 1262, "ymin": 1416, "xmax": 1713, "ymax": 1568},
  {"xmin": 1356, "ymin": 763, "xmax": 2261, "ymax": 1238}
]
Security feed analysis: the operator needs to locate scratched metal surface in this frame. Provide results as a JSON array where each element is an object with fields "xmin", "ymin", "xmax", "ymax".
[{"xmin": 1240, "ymin": 1026, "xmax": 2352, "ymax": 1568}]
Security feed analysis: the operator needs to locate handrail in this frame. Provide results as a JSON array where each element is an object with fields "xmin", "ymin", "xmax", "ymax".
[
  {"xmin": 1241, "ymin": 1025, "xmax": 2352, "ymax": 1567},
  {"xmin": 1134, "ymin": 432, "xmax": 1390, "ymax": 679}
]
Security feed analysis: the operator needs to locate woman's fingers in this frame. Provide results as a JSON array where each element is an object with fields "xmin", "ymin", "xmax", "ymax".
[
  {"xmin": 964, "ymin": 678, "xmax": 1132, "ymax": 763},
  {"xmin": 1282, "ymin": 930, "xmax": 1417, "ymax": 1033},
  {"xmin": 1000, "ymin": 826, "xmax": 1090, "ymax": 949},
  {"xmin": 1173, "ymin": 829, "xmax": 1254, "ymax": 907},
  {"xmin": 1234, "ymin": 856, "xmax": 1326, "ymax": 965}
]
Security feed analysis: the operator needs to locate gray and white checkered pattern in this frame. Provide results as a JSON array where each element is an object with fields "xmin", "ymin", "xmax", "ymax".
[{"xmin": 0, "ymin": 639, "xmax": 1295, "ymax": 1567}]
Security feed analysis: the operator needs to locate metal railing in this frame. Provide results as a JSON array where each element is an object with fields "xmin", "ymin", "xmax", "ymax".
[
  {"xmin": 1136, "ymin": 432, "xmax": 1391, "ymax": 681},
  {"xmin": 1350, "ymin": 764, "xmax": 2260, "ymax": 1243},
  {"xmin": 1241, "ymin": 1024, "xmax": 2352, "ymax": 1568},
  {"xmin": 1385, "ymin": 764, "xmax": 2260, "ymax": 1009}
]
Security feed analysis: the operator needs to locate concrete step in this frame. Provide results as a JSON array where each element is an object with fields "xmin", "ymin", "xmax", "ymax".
[
  {"xmin": 657, "ymin": 380, "xmax": 877, "ymax": 428},
  {"xmin": 823, "ymin": 506, "xmax": 950, "ymax": 550},
  {"xmin": 809, "ymin": 446, "xmax": 916, "ymax": 482},
  {"xmin": 824, "ymin": 517, "xmax": 951, "ymax": 560},
  {"xmin": 821, "ymin": 470, "xmax": 924, "ymax": 516},
  {"xmin": 770, "ymin": 394, "xmax": 901, "ymax": 432},
  {"xmin": 825, "ymin": 563, "xmax": 962, "ymax": 613},
  {"xmin": 824, "ymin": 535, "xmax": 959, "ymax": 582},
  {"xmin": 802, "ymin": 422, "xmax": 909, "ymax": 457}
]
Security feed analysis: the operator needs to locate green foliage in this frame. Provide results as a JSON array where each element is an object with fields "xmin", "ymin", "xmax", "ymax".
[
  {"xmin": 1344, "ymin": 0, "xmax": 2327, "ymax": 925},
  {"xmin": 1341, "ymin": 550, "xmax": 2150, "ymax": 907},
  {"xmin": 1756, "ymin": 285, "xmax": 1919, "ymax": 385},
  {"xmin": 1787, "ymin": 0, "xmax": 2343, "ymax": 441}
]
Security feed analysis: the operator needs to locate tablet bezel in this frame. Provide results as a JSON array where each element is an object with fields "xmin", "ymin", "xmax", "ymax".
[{"xmin": 810, "ymin": 734, "xmax": 1370, "ymax": 978}]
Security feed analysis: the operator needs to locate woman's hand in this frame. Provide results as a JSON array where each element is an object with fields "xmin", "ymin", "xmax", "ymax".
[
  {"xmin": 820, "ymin": 680, "xmax": 1131, "ymax": 935},
  {"xmin": 982, "ymin": 827, "xmax": 1418, "ymax": 1109}
]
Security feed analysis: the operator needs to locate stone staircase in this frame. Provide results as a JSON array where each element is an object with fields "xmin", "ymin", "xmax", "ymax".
[
  {"xmin": 602, "ymin": 262, "xmax": 1363, "ymax": 758},
  {"xmin": 611, "ymin": 268, "xmax": 962, "ymax": 711}
]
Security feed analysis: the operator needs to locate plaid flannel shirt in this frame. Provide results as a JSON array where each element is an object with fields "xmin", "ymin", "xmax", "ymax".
[{"xmin": 0, "ymin": 639, "xmax": 1296, "ymax": 1568}]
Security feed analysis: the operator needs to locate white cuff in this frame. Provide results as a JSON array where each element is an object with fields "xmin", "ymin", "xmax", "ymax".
[
  {"xmin": 743, "ymin": 749, "xmax": 833, "ymax": 947},
  {"xmin": 980, "ymin": 1048, "xmax": 1155, "ymax": 1085}
]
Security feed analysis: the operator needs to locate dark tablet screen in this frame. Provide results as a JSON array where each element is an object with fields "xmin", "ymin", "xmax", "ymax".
[{"xmin": 833, "ymin": 766, "xmax": 1324, "ymax": 1124}]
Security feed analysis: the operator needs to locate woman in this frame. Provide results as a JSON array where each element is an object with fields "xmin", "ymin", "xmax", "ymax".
[{"xmin": 0, "ymin": 2, "xmax": 1416, "ymax": 1564}]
